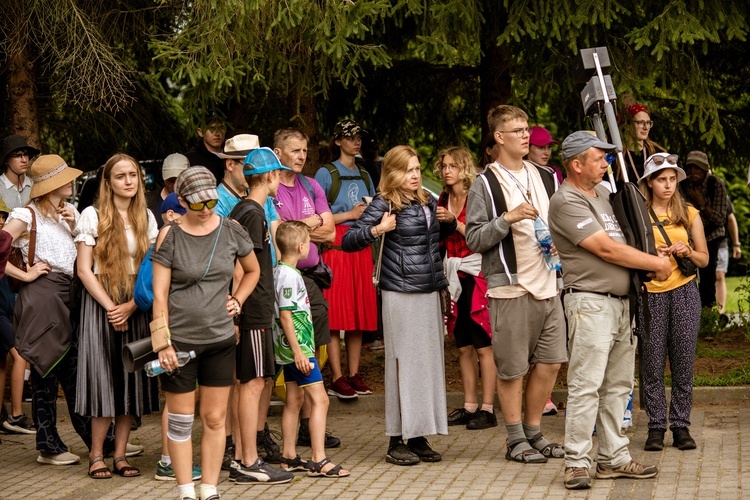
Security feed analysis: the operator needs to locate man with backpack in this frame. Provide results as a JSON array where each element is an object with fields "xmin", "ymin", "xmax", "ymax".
[
  {"xmin": 465, "ymin": 105, "xmax": 567, "ymax": 469},
  {"xmin": 272, "ymin": 127, "xmax": 341, "ymax": 448},
  {"xmin": 680, "ymin": 150, "xmax": 729, "ymax": 308}
]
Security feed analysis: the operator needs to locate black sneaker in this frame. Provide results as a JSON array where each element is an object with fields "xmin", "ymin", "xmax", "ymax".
[
  {"xmin": 221, "ymin": 444, "xmax": 235, "ymax": 471},
  {"xmin": 257, "ymin": 426, "xmax": 283, "ymax": 463},
  {"xmin": 447, "ymin": 408, "xmax": 476, "ymax": 426},
  {"xmin": 386, "ymin": 441, "xmax": 420, "ymax": 466},
  {"xmin": 466, "ymin": 410, "xmax": 498, "ymax": 430},
  {"xmin": 235, "ymin": 457, "xmax": 294, "ymax": 484},
  {"xmin": 297, "ymin": 427, "xmax": 341, "ymax": 448},
  {"xmin": 672, "ymin": 427, "xmax": 696, "ymax": 450},
  {"xmin": 644, "ymin": 429, "xmax": 665, "ymax": 451},
  {"xmin": 407, "ymin": 436, "xmax": 442, "ymax": 462}
]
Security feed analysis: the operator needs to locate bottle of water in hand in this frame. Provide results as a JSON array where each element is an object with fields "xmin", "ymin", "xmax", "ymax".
[
  {"xmin": 144, "ymin": 350, "xmax": 196, "ymax": 377},
  {"xmin": 534, "ymin": 216, "xmax": 562, "ymax": 271}
]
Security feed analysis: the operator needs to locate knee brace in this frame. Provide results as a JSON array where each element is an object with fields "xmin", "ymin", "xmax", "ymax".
[{"xmin": 167, "ymin": 412, "xmax": 194, "ymax": 442}]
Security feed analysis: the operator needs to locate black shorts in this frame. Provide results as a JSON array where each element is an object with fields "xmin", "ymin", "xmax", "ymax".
[
  {"xmin": 159, "ymin": 336, "xmax": 236, "ymax": 393},
  {"xmin": 236, "ymin": 328, "xmax": 276, "ymax": 383},
  {"xmin": 302, "ymin": 275, "xmax": 331, "ymax": 348},
  {"xmin": 454, "ymin": 275, "xmax": 491, "ymax": 350}
]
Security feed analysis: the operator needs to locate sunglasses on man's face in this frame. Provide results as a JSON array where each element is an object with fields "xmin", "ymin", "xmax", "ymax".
[
  {"xmin": 187, "ymin": 199, "xmax": 218, "ymax": 211},
  {"xmin": 650, "ymin": 154, "xmax": 678, "ymax": 167}
]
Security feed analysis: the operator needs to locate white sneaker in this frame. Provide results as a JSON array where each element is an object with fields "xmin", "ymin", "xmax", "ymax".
[
  {"xmin": 37, "ymin": 451, "xmax": 81, "ymax": 465},
  {"xmin": 126, "ymin": 442, "xmax": 144, "ymax": 457}
]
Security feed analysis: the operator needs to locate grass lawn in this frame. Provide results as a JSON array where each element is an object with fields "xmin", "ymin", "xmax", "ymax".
[{"xmin": 725, "ymin": 276, "xmax": 749, "ymax": 313}]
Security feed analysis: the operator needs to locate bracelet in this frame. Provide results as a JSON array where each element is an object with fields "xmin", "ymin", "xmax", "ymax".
[
  {"xmin": 314, "ymin": 213, "xmax": 324, "ymax": 228},
  {"xmin": 230, "ymin": 295, "xmax": 242, "ymax": 314}
]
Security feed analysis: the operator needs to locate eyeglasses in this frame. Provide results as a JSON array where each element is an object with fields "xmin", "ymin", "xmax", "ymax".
[
  {"xmin": 187, "ymin": 199, "xmax": 218, "ymax": 211},
  {"xmin": 8, "ymin": 151, "xmax": 30, "ymax": 159},
  {"xmin": 441, "ymin": 163, "xmax": 458, "ymax": 171},
  {"xmin": 633, "ymin": 120, "xmax": 654, "ymax": 128},
  {"xmin": 497, "ymin": 127, "xmax": 533, "ymax": 138},
  {"xmin": 649, "ymin": 154, "xmax": 678, "ymax": 167}
]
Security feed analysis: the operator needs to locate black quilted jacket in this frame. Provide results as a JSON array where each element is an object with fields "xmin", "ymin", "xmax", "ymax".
[{"xmin": 342, "ymin": 194, "xmax": 454, "ymax": 293}]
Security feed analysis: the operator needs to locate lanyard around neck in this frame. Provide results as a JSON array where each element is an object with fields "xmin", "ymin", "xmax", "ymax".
[{"xmin": 495, "ymin": 163, "xmax": 532, "ymax": 206}]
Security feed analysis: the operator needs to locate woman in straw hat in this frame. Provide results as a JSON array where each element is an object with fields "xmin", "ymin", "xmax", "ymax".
[
  {"xmin": 74, "ymin": 153, "xmax": 160, "ymax": 479},
  {"xmin": 2, "ymin": 154, "xmax": 93, "ymax": 466}
]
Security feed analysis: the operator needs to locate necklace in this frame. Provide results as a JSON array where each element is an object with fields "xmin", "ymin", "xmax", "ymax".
[
  {"xmin": 496, "ymin": 163, "xmax": 532, "ymax": 205},
  {"xmin": 448, "ymin": 191, "xmax": 466, "ymax": 217}
]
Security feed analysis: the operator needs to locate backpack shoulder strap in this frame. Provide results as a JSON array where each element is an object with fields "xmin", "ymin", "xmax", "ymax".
[
  {"xmin": 323, "ymin": 163, "xmax": 340, "ymax": 207},
  {"xmin": 478, "ymin": 169, "xmax": 517, "ymax": 274},
  {"xmin": 296, "ymin": 174, "xmax": 316, "ymax": 200},
  {"xmin": 528, "ymin": 162, "xmax": 557, "ymax": 200}
]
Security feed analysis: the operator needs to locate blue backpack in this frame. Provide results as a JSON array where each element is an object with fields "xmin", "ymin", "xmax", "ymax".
[{"xmin": 134, "ymin": 245, "xmax": 154, "ymax": 311}]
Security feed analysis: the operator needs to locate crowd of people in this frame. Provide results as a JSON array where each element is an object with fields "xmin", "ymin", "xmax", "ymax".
[{"xmin": 0, "ymin": 101, "xmax": 745, "ymax": 497}]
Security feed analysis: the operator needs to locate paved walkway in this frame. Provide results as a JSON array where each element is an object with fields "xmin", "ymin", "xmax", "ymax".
[{"xmin": 1, "ymin": 401, "xmax": 748, "ymax": 499}]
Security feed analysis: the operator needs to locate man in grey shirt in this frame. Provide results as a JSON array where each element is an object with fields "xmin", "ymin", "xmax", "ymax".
[
  {"xmin": 0, "ymin": 135, "xmax": 39, "ymax": 209},
  {"xmin": 549, "ymin": 131, "xmax": 671, "ymax": 490}
]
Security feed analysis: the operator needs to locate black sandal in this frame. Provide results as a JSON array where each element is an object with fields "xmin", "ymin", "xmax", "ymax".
[
  {"xmin": 504, "ymin": 440, "xmax": 548, "ymax": 464},
  {"xmin": 280, "ymin": 454, "xmax": 309, "ymax": 472},
  {"xmin": 528, "ymin": 432, "xmax": 565, "ymax": 458},
  {"xmin": 113, "ymin": 456, "xmax": 141, "ymax": 477},
  {"xmin": 88, "ymin": 456, "xmax": 112, "ymax": 479},
  {"xmin": 307, "ymin": 457, "xmax": 350, "ymax": 478}
]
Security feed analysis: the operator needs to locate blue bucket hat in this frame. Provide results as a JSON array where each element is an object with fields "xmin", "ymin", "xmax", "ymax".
[{"xmin": 243, "ymin": 147, "xmax": 292, "ymax": 175}]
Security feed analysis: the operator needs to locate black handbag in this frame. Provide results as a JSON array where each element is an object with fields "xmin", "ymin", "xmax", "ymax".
[
  {"xmin": 302, "ymin": 259, "xmax": 333, "ymax": 290},
  {"xmin": 649, "ymin": 209, "xmax": 698, "ymax": 277}
]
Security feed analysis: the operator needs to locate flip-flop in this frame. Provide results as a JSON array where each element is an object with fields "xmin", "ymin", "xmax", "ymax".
[{"xmin": 88, "ymin": 456, "xmax": 112, "ymax": 479}]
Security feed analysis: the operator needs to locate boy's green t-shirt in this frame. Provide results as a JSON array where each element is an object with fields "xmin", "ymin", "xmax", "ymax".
[{"xmin": 272, "ymin": 262, "xmax": 315, "ymax": 365}]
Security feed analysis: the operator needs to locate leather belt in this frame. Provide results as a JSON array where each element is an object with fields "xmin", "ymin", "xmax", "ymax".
[{"xmin": 565, "ymin": 288, "xmax": 628, "ymax": 300}]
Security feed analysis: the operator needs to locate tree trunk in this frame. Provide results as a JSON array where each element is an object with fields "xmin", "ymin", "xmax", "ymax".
[
  {"xmin": 287, "ymin": 90, "xmax": 320, "ymax": 176},
  {"xmin": 7, "ymin": 23, "xmax": 40, "ymax": 148},
  {"xmin": 479, "ymin": 8, "xmax": 511, "ymax": 142}
]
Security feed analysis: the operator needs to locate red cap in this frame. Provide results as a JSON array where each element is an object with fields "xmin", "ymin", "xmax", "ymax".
[{"xmin": 529, "ymin": 126, "xmax": 558, "ymax": 147}]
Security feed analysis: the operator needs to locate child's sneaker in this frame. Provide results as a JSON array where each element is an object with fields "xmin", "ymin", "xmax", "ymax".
[
  {"xmin": 235, "ymin": 457, "xmax": 294, "ymax": 484},
  {"xmin": 3, "ymin": 413, "xmax": 36, "ymax": 434},
  {"xmin": 347, "ymin": 373, "xmax": 372, "ymax": 395},
  {"xmin": 154, "ymin": 460, "xmax": 202, "ymax": 481},
  {"xmin": 542, "ymin": 398, "xmax": 557, "ymax": 416}
]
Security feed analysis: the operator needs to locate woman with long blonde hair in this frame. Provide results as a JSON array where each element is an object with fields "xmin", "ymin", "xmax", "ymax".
[
  {"xmin": 434, "ymin": 147, "xmax": 496, "ymax": 430},
  {"xmin": 343, "ymin": 145, "xmax": 455, "ymax": 466},
  {"xmin": 74, "ymin": 153, "xmax": 159, "ymax": 479}
]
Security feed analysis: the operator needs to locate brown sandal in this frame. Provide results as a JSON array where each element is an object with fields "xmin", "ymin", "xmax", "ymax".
[
  {"xmin": 113, "ymin": 456, "xmax": 141, "ymax": 477},
  {"xmin": 88, "ymin": 456, "xmax": 112, "ymax": 479}
]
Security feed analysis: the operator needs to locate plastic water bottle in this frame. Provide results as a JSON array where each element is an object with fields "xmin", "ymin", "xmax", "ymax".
[
  {"xmin": 144, "ymin": 350, "xmax": 196, "ymax": 377},
  {"xmin": 534, "ymin": 216, "xmax": 562, "ymax": 271}
]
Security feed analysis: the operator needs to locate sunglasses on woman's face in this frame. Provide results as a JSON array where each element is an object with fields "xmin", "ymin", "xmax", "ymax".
[
  {"xmin": 187, "ymin": 199, "xmax": 218, "ymax": 211},
  {"xmin": 650, "ymin": 154, "xmax": 678, "ymax": 167}
]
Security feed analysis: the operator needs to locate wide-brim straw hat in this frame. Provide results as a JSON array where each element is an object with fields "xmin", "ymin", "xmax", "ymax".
[{"xmin": 29, "ymin": 154, "xmax": 83, "ymax": 199}]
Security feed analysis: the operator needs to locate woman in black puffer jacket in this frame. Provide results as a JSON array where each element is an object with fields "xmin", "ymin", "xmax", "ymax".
[{"xmin": 343, "ymin": 145, "xmax": 456, "ymax": 466}]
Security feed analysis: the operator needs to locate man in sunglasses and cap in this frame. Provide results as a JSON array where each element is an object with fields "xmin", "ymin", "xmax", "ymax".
[
  {"xmin": 679, "ymin": 150, "xmax": 728, "ymax": 308},
  {"xmin": 549, "ymin": 131, "xmax": 671, "ymax": 490},
  {"xmin": 0, "ymin": 135, "xmax": 40, "ymax": 210}
]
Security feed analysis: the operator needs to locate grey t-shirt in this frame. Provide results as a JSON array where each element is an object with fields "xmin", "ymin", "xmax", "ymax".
[
  {"xmin": 549, "ymin": 183, "xmax": 630, "ymax": 297},
  {"xmin": 151, "ymin": 217, "xmax": 253, "ymax": 344}
]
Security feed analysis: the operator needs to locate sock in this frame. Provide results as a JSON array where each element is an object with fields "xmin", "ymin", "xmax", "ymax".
[
  {"xmin": 177, "ymin": 483, "xmax": 196, "ymax": 499},
  {"xmin": 481, "ymin": 404, "xmax": 493, "ymax": 412},
  {"xmin": 464, "ymin": 403, "xmax": 478, "ymax": 413},
  {"xmin": 225, "ymin": 435, "xmax": 233, "ymax": 449},
  {"xmin": 161, "ymin": 455, "xmax": 171, "ymax": 466},
  {"xmin": 506, "ymin": 422, "xmax": 527, "ymax": 446},
  {"xmin": 199, "ymin": 484, "xmax": 217, "ymax": 500},
  {"xmin": 523, "ymin": 423, "xmax": 549, "ymax": 449},
  {"xmin": 389, "ymin": 435, "xmax": 402, "ymax": 448},
  {"xmin": 24, "ymin": 369, "xmax": 30, "ymax": 381}
]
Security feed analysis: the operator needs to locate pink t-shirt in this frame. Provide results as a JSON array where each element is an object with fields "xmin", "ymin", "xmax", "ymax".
[{"xmin": 275, "ymin": 175, "xmax": 331, "ymax": 270}]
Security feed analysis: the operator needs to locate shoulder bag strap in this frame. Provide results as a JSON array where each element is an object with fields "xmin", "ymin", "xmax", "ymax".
[
  {"xmin": 28, "ymin": 207, "xmax": 37, "ymax": 266},
  {"xmin": 372, "ymin": 203, "xmax": 390, "ymax": 288},
  {"xmin": 649, "ymin": 208, "xmax": 673, "ymax": 246}
]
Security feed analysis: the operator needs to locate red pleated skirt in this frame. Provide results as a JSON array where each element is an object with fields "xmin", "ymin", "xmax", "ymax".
[{"xmin": 322, "ymin": 224, "xmax": 378, "ymax": 331}]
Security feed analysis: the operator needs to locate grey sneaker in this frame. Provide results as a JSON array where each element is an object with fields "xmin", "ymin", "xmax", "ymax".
[
  {"xmin": 3, "ymin": 413, "xmax": 36, "ymax": 434},
  {"xmin": 564, "ymin": 466, "xmax": 592, "ymax": 489},
  {"xmin": 235, "ymin": 457, "xmax": 294, "ymax": 484},
  {"xmin": 37, "ymin": 451, "xmax": 81, "ymax": 465},
  {"xmin": 596, "ymin": 460, "xmax": 658, "ymax": 479}
]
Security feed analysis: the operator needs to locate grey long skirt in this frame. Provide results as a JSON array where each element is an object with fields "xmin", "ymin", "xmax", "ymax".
[
  {"xmin": 382, "ymin": 290, "xmax": 448, "ymax": 439},
  {"xmin": 75, "ymin": 289, "xmax": 159, "ymax": 418}
]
